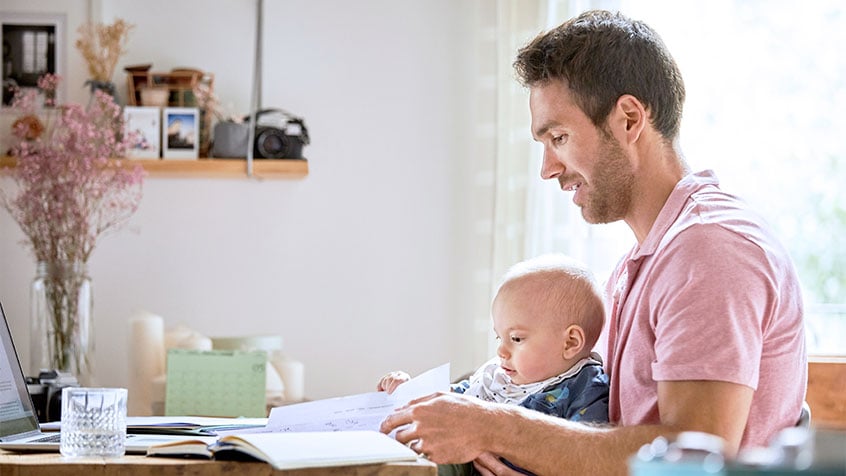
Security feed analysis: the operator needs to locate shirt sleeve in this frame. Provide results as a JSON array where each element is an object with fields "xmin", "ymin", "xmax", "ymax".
[{"xmin": 648, "ymin": 223, "xmax": 774, "ymax": 389}]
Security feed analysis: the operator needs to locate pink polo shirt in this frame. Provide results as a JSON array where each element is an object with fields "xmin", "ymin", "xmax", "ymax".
[{"xmin": 604, "ymin": 170, "xmax": 806, "ymax": 449}]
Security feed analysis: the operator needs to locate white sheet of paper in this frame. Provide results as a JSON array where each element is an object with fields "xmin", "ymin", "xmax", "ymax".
[
  {"xmin": 232, "ymin": 363, "xmax": 449, "ymax": 434},
  {"xmin": 40, "ymin": 415, "xmax": 269, "ymax": 431}
]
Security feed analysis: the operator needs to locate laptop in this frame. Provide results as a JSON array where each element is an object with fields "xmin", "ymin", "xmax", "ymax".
[{"xmin": 0, "ymin": 301, "xmax": 216, "ymax": 454}]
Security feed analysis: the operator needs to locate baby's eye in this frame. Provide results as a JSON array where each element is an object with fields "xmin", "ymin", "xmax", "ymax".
[
  {"xmin": 510, "ymin": 336, "xmax": 523, "ymax": 343},
  {"xmin": 494, "ymin": 335, "xmax": 502, "ymax": 342}
]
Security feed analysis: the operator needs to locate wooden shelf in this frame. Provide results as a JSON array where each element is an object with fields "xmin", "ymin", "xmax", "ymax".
[
  {"xmin": 134, "ymin": 158, "xmax": 308, "ymax": 179},
  {"xmin": 0, "ymin": 156, "xmax": 308, "ymax": 179}
]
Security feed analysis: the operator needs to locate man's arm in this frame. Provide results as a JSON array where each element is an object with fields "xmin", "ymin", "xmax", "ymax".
[
  {"xmin": 656, "ymin": 380, "xmax": 753, "ymax": 457},
  {"xmin": 383, "ymin": 380, "xmax": 753, "ymax": 476},
  {"xmin": 496, "ymin": 380, "xmax": 752, "ymax": 475}
]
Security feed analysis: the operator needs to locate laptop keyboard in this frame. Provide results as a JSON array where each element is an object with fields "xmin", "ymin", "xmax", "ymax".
[
  {"xmin": 29, "ymin": 433, "xmax": 137, "ymax": 443},
  {"xmin": 31, "ymin": 433, "xmax": 61, "ymax": 443}
]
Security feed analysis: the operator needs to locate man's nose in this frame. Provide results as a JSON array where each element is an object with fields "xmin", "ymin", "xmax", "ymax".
[{"xmin": 540, "ymin": 147, "xmax": 564, "ymax": 180}]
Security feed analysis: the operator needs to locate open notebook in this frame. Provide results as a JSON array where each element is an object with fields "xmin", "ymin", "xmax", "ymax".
[
  {"xmin": 147, "ymin": 430, "xmax": 420, "ymax": 470},
  {"xmin": 0, "ymin": 301, "xmax": 216, "ymax": 454}
]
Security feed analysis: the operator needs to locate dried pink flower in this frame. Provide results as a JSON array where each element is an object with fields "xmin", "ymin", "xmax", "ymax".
[
  {"xmin": 37, "ymin": 73, "xmax": 62, "ymax": 107},
  {"xmin": 11, "ymin": 115, "xmax": 45, "ymax": 140},
  {"xmin": 1, "ymin": 76, "xmax": 144, "ymax": 264}
]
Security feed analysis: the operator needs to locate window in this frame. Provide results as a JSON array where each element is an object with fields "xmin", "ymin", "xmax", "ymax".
[
  {"xmin": 623, "ymin": 1, "xmax": 845, "ymax": 354},
  {"xmin": 520, "ymin": 1, "xmax": 845, "ymax": 354},
  {"xmin": 1, "ymin": 12, "xmax": 64, "ymax": 107},
  {"xmin": 22, "ymin": 30, "xmax": 50, "ymax": 73}
]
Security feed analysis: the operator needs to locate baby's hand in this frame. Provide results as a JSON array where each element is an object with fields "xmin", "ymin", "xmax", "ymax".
[{"xmin": 377, "ymin": 371, "xmax": 411, "ymax": 394}]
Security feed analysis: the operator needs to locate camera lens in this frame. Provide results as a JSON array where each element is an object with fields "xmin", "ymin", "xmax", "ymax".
[
  {"xmin": 255, "ymin": 128, "xmax": 289, "ymax": 159},
  {"xmin": 262, "ymin": 135, "xmax": 285, "ymax": 156}
]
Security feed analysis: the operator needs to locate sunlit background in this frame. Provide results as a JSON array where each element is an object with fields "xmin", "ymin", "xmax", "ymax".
[{"xmin": 525, "ymin": 0, "xmax": 846, "ymax": 354}]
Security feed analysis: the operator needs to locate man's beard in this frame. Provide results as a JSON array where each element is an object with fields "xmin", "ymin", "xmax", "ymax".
[{"xmin": 579, "ymin": 134, "xmax": 635, "ymax": 224}]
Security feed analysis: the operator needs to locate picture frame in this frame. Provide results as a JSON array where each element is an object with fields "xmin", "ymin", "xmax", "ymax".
[
  {"xmin": 1, "ymin": 12, "xmax": 66, "ymax": 108},
  {"xmin": 162, "ymin": 107, "xmax": 199, "ymax": 159},
  {"xmin": 123, "ymin": 106, "xmax": 161, "ymax": 159}
]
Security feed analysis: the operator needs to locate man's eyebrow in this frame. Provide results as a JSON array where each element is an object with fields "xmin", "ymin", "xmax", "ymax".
[{"xmin": 533, "ymin": 121, "xmax": 555, "ymax": 140}]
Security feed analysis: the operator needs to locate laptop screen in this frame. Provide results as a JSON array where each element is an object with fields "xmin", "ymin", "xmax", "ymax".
[{"xmin": 0, "ymin": 302, "xmax": 41, "ymax": 439}]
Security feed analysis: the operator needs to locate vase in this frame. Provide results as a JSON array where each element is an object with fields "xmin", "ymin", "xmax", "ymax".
[
  {"xmin": 85, "ymin": 79, "xmax": 118, "ymax": 104},
  {"xmin": 43, "ymin": 89, "xmax": 56, "ymax": 108},
  {"xmin": 30, "ymin": 261, "xmax": 94, "ymax": 385}
]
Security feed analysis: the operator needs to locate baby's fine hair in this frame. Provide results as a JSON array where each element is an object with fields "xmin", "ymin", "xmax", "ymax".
[{"xmin": 496, "ymin": 254, "xmax": 605, "ymax": 348}]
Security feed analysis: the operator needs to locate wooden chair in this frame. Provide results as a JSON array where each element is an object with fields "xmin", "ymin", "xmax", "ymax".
[{"xmin": 806, "ymin": 355, "xmax": 846, "ymax": 430}]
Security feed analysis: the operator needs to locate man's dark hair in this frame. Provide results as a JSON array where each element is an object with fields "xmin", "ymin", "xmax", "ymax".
[{"xmin": 513, "ymin": 10, "xmax": 685, "ymax": 141}]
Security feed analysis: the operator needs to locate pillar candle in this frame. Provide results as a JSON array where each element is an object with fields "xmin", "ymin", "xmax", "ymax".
[
  {"xmin": 127, "ymin": 311, "xmax": 165, "ymax": 416},
  {"xmin": 272, "ymin": 357, "xmax": 305, "ymax": 402}
]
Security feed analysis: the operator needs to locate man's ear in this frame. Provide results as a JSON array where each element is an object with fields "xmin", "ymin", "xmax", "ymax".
[
  {"xmin": 562, "ymin": 324, "xmax": 586, "ymax": 360},
  {"xmin": 610, "ymin": 94, "xmax": 647, "ymax": 145}
]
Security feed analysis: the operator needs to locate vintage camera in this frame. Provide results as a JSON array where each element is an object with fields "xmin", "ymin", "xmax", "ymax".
[
  {"xmin": 254, "ymin": 118, "xmax": 309, "ymax": 159},
  {"xmin": 25, "ymin": 370, "xmax": 78, "ymax": 422},
  {"xmin": 212, "ymin": 109, "xmax": 310, "ymax": 159}
]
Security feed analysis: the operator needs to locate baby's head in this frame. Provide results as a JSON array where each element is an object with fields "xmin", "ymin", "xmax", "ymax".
[{"xmin": 491, "ymin": 254, "xmax": 604, "ymax": 385}]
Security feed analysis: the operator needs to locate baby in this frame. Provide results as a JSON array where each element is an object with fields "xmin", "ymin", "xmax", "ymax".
[{"xmin": 378, "ymin": 254, "xmax": 609, "ymax": 475}]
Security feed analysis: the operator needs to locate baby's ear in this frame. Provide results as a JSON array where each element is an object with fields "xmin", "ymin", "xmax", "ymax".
[{"xmin": 561, "ymin": 324, "xmax": 586, "ymax": 360}]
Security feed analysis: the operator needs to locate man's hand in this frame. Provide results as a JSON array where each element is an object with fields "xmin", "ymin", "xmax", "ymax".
[
  {"xmin": 381, "ymin": 391, "xmax": 497, "ymax": 464},
  {"xmin": 380, "ymin": 379, "xmax": 755, "ymax": 475},
  {"xmin": 472, "ymin": 452, "xmax": 524, "ymax": 476}
]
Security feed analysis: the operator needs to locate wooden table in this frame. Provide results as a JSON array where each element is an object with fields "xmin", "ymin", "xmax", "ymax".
[{"xmin": 0, "ymin": 451, "xmax": 436, "ymax": 476}]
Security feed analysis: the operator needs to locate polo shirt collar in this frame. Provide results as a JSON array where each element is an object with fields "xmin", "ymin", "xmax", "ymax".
[{"xmin": 632, "ymin": 170, "xmax": 720, "ymax": 259}]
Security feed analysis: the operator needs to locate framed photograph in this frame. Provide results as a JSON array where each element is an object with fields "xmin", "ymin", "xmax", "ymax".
[
  {"xmin": 162, "ymin": 107, "xmax": 199, "ymax": 159},
  {"xmin": 1, "ymin": 12, "xmax": 66, "ymax": 107},
  {"xmin": 123, "ymin": 106, "xmax": 161, "ymax": 159}
]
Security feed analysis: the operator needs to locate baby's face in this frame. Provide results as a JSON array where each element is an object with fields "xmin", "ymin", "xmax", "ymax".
[{"xmin": 491, "ymin": 290, "xmax": 575, "ymax": 385}]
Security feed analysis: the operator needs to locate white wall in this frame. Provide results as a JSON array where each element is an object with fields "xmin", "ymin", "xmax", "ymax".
[{"xmin": 0, "ymin": 0, "xmax": 490, "ymax": 400}]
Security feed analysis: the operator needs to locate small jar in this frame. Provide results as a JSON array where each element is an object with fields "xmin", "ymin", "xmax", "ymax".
[{"xmin": 629, "ymin": 431, "xmax": 726, "ymax": 476}]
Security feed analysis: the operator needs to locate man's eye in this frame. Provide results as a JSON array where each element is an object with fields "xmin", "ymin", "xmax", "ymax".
[{"xmin": 552, "ymin": 134, "xmax": 567, "ymax": 145}]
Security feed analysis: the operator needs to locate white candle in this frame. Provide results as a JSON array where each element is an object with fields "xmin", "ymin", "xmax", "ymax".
[
  {"xmin": 150, "ymin": 373, "xmax": 167, "ymax": 415},
  {"xmin": 128, "ymin": 311, "xmax": 165, "ymax": 416},
  {"xmin": 272, "ymin": 357, "xmax": 305, "ymax": 402}
]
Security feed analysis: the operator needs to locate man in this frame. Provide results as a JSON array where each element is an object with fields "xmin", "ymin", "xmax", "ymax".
[{"xmin": 381, "ymin": 10, "xmax": 807, "ymax": 476}]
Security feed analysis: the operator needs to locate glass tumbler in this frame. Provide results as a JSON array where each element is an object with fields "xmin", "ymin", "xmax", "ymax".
[{"xmin": 60, "ymin": 387, "xmax": 127, "ymax": 457}]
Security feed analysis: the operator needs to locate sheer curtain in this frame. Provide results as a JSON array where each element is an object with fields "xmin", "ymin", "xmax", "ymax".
[
  {"xmin": 486, "ymin": 0, "xmax": 542, "ymax": 360},
  {"xmin": 487, "ymin": 0, "xmax": 626, "ymax": 357},
  {"xmin": 488, "ymin": 1, "xmax": 846, "ymax": 355},
  {"xmin": 524, "ymin": 0, "xmax": 630, "ymax": 288}
]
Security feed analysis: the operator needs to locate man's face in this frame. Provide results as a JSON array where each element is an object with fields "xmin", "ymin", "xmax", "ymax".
[{"xmin": 529, "ymin": 81, "xmax": 634, "ymax": 224}]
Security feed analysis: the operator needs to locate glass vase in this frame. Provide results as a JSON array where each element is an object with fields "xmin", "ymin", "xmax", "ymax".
[
  {"xmin": 30, "ymin": 261, "xmax": 94, "ymax": 385},
  {"xmin": 43, "ymin": 89, "xmax": 56, "ymax": 108},
  {"xmin": 85, "ymin": 79, "xmax": 118, "ymax": 106}
]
